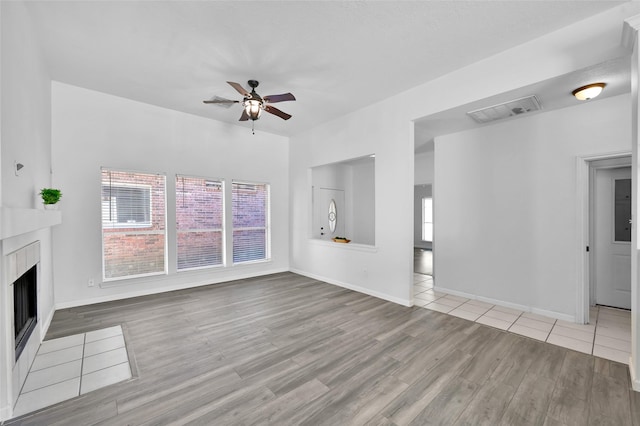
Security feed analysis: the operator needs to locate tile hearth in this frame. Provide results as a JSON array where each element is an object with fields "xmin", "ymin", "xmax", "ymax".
[{"xmin": 13, "ymin": 325, "xmax": 132, "ymax": 418}]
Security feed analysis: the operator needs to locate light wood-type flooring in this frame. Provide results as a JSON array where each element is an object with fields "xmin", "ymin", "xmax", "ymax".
[{"xmin": 7, "ymin": 272, "xmax": 640, "ymax": 425}]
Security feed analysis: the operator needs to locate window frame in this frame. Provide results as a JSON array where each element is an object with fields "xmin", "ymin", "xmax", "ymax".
[{"xmin": 101, "ymin": 168, "xmax": 168, "ymax": 282}]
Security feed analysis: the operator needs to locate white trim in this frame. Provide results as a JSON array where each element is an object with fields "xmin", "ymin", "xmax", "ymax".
[
  {"xmin": 40, "ymin": 304, "xmax": 55, "ymax": 340},
  {"xmin": 630, "ymin": 357, "xmax": 640, "ymax": 391},
  {"xmin": 56, "ymin": 267, "xmax": 288, "ymax": 309},
  {"xmin": 576, "ymin": 151, "xmax": 632, "ymax": 325},
  {"xmin": 623, "ymin": 15, "xmax": 640, "ymax": 51},
  {"xmin": 290, "ymin": 268, "xmax": 411, "ymax": 307},
  {"xmin": 434, "ymin": 285, "xmax": 576, "ymax": 323}
]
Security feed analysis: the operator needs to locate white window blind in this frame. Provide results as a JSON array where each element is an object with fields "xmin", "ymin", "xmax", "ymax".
[
  {"xmin": 101, "ymin": 169, "xmax": 167, "ymax": 280},
  {"xmin": 232, "ymin": 181, "xmax": 270, "ymax": 263},
  {"xmin": 176, "ymin": 175, "xmax": 224, "ymax": 270}
]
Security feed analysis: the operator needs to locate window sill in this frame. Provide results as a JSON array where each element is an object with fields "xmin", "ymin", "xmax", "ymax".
[
  {"xmin": 309, "ymin": 238, "xmax": 378, "ymax": 253},
  {"xmin": 99, "ymin": 260, "xmax": 272, "ymax": 288}
]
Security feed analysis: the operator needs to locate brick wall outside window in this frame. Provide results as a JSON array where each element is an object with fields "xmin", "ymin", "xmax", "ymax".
[
  {"xmin": 102, "ymin": 169, "xmax": 166, "ymax": 279},
  {"xmin": 232, "ymin": 182, "xmax": 269, "ymax": 263},
  {"xmin": 176, "ymin": 176, "xmax": 224, "ymax": 270}
]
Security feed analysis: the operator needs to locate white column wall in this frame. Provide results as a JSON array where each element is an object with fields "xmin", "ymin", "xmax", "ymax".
[
  {"xmin": 626, "ymin": 14, "xmax": 640, "ymax": 391},
  {"xmin": 0, "ymin": 2, "xmax": 56, "ymax": 419}
]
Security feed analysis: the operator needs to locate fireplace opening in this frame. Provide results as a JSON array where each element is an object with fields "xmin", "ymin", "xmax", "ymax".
[{"xmin": 14, "ymin": 264, "xmax": 37, "ymax": 361}]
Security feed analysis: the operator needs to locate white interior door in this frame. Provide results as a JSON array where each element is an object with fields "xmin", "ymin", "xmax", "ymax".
[
  {"xmin": 594, "ymin": 167, "xmax": 631, "ymax": 309},
  {"xmin": 313, "ymin": 188, "xmax": 345, "ymax": 240}
]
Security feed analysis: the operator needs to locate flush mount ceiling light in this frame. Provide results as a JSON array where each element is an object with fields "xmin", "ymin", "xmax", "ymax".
[{"xmin": 572, "ymin": 83, "xmax": 606, "ymax": 101}]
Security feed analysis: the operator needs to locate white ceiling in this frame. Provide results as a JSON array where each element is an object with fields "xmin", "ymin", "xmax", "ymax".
[{"xmin": 25, "ymin": 1, "xmax": 627, "ymax": 138}]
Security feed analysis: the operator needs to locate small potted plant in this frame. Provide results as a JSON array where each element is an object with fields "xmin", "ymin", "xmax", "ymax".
[{"xmin": 40, "ymin": 188, "xmax": 62, "ymax": 209}]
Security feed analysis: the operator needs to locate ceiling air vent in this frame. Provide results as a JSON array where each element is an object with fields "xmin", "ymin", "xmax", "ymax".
[{"xmin": 467, "ymin": 95, "xmax": 542, "ymax": 124}]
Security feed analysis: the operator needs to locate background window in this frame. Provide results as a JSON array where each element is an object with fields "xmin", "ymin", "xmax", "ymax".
[
  {"xmin": 232, "ymin": 182, "xmax": 270, "ymax": 263},
  {"xmin": 176, "ymin": 176, "xmax": 224, "ymax": 270},
  {"xmin": 101, "ymin": 184, "xmax": 151, "ymax": 228},
  {"xmin": 101, "ymin": 169, "xmax": 166, "ymax": 280},
  {"xmin": 422, "ymin": 197, "xmax": 433, "ymax": 242}
]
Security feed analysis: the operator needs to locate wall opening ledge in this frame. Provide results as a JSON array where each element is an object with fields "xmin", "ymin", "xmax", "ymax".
[{"xmin": 309, "ymin": 238, "xmax": 378, "ymax": 253}]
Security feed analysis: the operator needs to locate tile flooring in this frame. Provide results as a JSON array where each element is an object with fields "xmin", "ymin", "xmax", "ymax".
[
  {"xmin": 13, "ymin": 325, "xmax": 132, "ymax": 417},
  {"xmin": 414, "ymin": 273, "xmax": 632, "ymax": 365}
]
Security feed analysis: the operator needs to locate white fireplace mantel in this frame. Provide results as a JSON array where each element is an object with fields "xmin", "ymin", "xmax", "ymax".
[{"xmin": 0, "ymin": 207, "xmax": 61, "ymax": 241}]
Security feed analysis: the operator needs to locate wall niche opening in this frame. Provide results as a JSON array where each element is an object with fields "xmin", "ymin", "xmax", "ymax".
[{"xmin": 311, "ymin": 155, "xmax": 375, "ymax": 245}]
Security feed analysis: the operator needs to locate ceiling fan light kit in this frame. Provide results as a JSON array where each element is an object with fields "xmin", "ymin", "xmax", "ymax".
[
  {"xmin": 244, "ymin": 99, "xmax": 263, "ymax": 120},
  {"xmin": 204, "ymin": 80, "xmax": 295, "ymax": 134}
]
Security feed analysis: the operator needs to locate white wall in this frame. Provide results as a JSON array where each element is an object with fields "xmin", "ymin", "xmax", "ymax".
[
  {"xmin": 289, "ymin": 3, "xmax": 639, "ymax": 308},
  {"xmin": 435, "ymin": 94, "xmax": 631, "ymax": 319},
  {"xmin": 1, "ymin": 3, "xmax": 52, "ymax": 209},
  {"xmin": 51, "ymin": 82, "xmax": 290, "ymax": 307},
  {"xmin": 0, "ymin": 1, "xmax": 55, "ymax": 419},
  {"xmin": 290, "ymin": 103, "xmax": 414, "ymax": 306},
  {"xmin": 415, "ymin": 150, "xmax": 434, "ymax": 185},
  {"xmin": 350, "ymin": 161, "xmax": 375, "ymax": 245}
]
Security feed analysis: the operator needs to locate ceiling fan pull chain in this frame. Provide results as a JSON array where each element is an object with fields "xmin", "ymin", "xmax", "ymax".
[{"xmin": 252, "ymin": 120, "xmax": 255, "ymax": 135}]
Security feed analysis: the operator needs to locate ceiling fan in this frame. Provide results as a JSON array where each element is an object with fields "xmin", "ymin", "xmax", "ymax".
[{"xmin": 203, "ymin": 80, "xmax": 296, "ymax": 124}]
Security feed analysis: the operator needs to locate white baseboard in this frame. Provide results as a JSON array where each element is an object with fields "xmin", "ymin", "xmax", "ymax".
[
  {"xmin": 290, "ymin": 268, "xmax": 412, "ymax": 307},
  {"xmin": 435, "ymin": 285, "xmax": 576, "ymax": 323},
  {"xmin": 0, "ymin": 404, "xmax": 11, "ymax": 421},
  {"xmin": 55, "ymin": 268, "xmax": 289, "ymax": 310},
  {"xmin": 630, "ymin": 357, "xmax": 640, "ymax": 392}
]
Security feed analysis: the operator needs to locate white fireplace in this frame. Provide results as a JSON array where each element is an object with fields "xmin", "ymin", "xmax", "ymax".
[
  {"xmin": 7, "ymin": 242, "xmax": 41, "ymax": 404},
  {"xmin": 0, "ymin": 207, "xmax": 61, "ymax": 420}
]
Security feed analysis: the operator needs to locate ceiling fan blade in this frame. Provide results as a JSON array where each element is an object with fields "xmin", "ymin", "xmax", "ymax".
[
  {"xmin": 203, "ymin": 96, "xmax": 240, "ymax": 108},
  {"xmin": 263, "ymin": 93, "xmax": 296, "ymax": 103},
  {"xmin": 239, "ymin": 109, "xmax": 250, "ymax": 121},
  {"xmin": 265, "ymin": 105, "xmax": 292, "ymax": 120},
  {"xmin": 228, "ymin": 81, "xmax": 250, "ymax": 97}
]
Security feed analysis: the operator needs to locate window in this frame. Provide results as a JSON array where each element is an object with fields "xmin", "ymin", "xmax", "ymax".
[
  {"xmin": 422, "ymin": 197, "xmax": 433, "ymax": 242},
  {"xmin": 232, "ymin": 181, "xmax": 270, "ymax": 263},
  {"xmin": 101, "ymin": 169, "xmax": 166, "ymax": 280},
  {"xmin": 101, "ymin": 184, "xmax": 151, "ymax": 228},
  {"xmin": 614, "ymin": 178, "xmax": 632, "ymax": 242},
  {"xmin": 176, "ymin": 176, "xmax": 224, "ymax": 270}
]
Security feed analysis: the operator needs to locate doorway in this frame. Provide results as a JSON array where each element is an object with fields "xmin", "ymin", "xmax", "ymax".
[
  {"xmin": 577, "ymin": 152, "xmax": 632, "ymax": 324},
  {"xmin": 313, "ymin": 187, "xmax": 345, "ymax": 240},
  {"xmin": 591, "ymin": 161, "xmax": 632, "ymax": 310},
  {"xmin": 414, "ymin": 184, "xmax": 433, "ymax": 276}
]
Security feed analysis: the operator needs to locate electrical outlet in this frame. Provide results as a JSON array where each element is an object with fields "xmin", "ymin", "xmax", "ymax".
[{"xmin": 88, "ymin": 279, "xmax": 95, "ymax": 287}]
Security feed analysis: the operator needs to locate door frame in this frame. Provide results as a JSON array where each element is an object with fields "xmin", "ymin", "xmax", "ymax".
[{"xmin": 577, "ymin": 151, "xmax": 632, "ymax": 324}]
